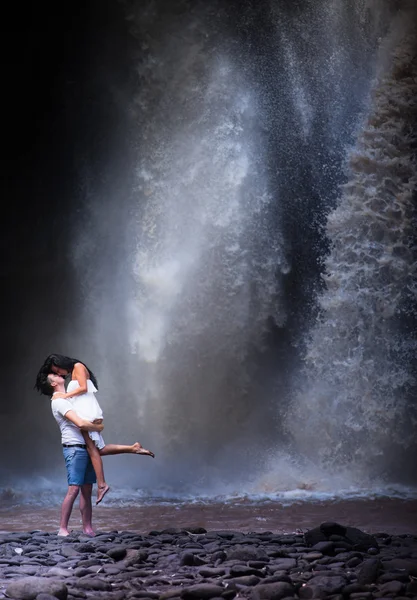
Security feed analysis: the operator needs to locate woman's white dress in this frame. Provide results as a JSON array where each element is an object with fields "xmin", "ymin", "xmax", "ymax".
[{"xmin": 67, "ymin": 379, "xmax": 105, "ymax": 449}]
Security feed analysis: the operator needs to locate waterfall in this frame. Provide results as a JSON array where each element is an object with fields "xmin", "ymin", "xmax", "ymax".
[
  {"xmin": 118, "ymin": 1, "xmax": 288, "ymax": 487},
  {"xmin": 65, "ymin": 0, "xmax": 416, "ymax": 497},
  {"xmin": 286, "ymin": 5, "xmax": 417, "ymax": 489}
]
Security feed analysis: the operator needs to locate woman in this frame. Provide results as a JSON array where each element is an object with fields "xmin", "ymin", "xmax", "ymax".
[{"xmin": 35, "ymin": 353, "xmax": 154, "ymax": 505}]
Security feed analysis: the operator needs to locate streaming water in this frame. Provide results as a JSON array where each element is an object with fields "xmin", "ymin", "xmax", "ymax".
[
  {"xmin": 3, "ymin": 1, "xmax": 415, "ymax": 517},
  {"xmin": 286, "ymin": 6, "xmax": 417, "ymax": 487}
]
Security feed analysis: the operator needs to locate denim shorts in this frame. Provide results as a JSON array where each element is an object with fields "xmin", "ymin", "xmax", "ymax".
[{"xmin": 63, "ymin": 446, "xmax": 96, "ymax": 486}]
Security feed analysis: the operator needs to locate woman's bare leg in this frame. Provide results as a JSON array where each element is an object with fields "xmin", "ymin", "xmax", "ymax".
[
  {"xmin": 99, "ymin": 442, "xmax": 154, "ymax": 457},
  {"xmin": 81, "ymin": 431, "xmax": 110, "ymax": 504}
]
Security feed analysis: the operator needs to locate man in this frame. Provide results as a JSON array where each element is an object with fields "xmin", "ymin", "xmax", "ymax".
[
  {"xmin": 42, "ymin": 372, "xmax": 104, "ymax": 536},
  {"xmin": 36, "ymin": 355, "xmax": 154, "ymax": 507}
]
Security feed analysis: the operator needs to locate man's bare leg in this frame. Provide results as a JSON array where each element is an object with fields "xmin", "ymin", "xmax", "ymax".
[
  {"xmin": 79, "ymin": 484, "xmax": 95, "ymax": 536},
  {"xmin": 58, "ymin": 485, "xmax": 80, "ymax": 536},
  {"xmin": 100, "ymin": 442, "xmax": 155, "ymax": 458},
  {"xmin": 81, "ymin": 431, "xmax": 110, "ymax": 505}
]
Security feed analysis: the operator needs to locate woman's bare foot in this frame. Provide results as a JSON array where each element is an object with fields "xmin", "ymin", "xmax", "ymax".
[
  {"xmin": 132, "ymin": 442, "xmax": 155, "ymax": 457},
  {"xmin": 57, "ymin": 528, "xmax": 70, "ymax": 537},
  {"xmin": 96, "ymin": 484, "xmax": 110, "ymax": 505}
]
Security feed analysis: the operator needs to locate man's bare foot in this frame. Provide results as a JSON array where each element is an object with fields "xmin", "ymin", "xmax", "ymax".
[
  {"xmin": 83, "ymin": 529, "xmax": 96, "ymax": 537},
  {"xmin": 96, "ymin": 484, "xmax": 110, "ymax": 505},
  {"xmin": 57, "ymin": 528, "xmax": 70, "ymax": 537},
  {"xmin": 132, "ymin": 442, "xmax": 155, "ymax": 457}
]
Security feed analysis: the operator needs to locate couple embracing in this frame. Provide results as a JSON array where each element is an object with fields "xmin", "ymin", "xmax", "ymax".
[{"xmin": 35, "ymin": 354, "xmax": 154, "ymax": 537}]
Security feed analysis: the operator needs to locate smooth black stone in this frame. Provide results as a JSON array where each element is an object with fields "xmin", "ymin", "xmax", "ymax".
[
  {"xmin": 158, "ymin": 592, "xmax": 184, "ymax": 600},
  {"xmin": 312, "ymin": 541, "xmax": 335, "ymax": 556},
  {"xmin": 227, "ymin": 574, "xmax": 261, "ymax": 587},
  {"xmin": 249, "ymin": 560, "xmax": 270, "ymax": 568},
  {"xmin": 312, "ymin": 564, "xmax": 333, "ymax": 572},
  {"xmin": 333, "ymin": 543, "xmax": 354, "ymax": 552},
  {"xmin": 221, "ymin": 591, "xmax": 237, "ymax": 600},
  {"xmin": 378, "ymin": 570, "xmax": 410, "ymax": 583},
  {"xmin": 229, "ymin": 564, "xmax": 264, "ymax": 577},
  {"xmin": 198, "ymin": 567, "xmax": 227, "ymax": 577},
  {"xmin": 3, "ymin": 566, "xmax": 39, "ymax": 576},
  {"xmin": 267, "ymin": 550, "xmax": 290, "ymax": 559},
  {"xmin": 378, "ymin": 580, "xmax": 404, "ymax": 595},
  {"xmin": 306, "ymin": 575, "xmax": 346, "ymax": 595},
  {"xmin": 181, "ymin": 583, "xmax": 225, "ymax": 599},
  {"xmin": 269, "ymin": 559, "xmax": 297, "ymax": 571},
  {"xmin": 346, "ymin": 556, "xmax": 362, "ymax": 568},
  {"xmin": 45, "ymin": 567, "xmax": 74, "ymax": 578},
  {"xmin": 356, "ymin": 558, "xmax": 381, "ymax": 584},
  {"xmin": 329, "ymin": 552, "xmax": 350, "ymax": 562},
  {"xmin": 211, "ymin": 551, "xmax": 227, "ymax": 562},
  {"xmin": 341, "ymin": 582, "xmax": 368, "ymax": 595},
  {"xmin": 381, "ymin": 558, "xmax": 417, "ymax": 575},
  {"xmin": 202, "ymin": 543, "xmax": 222, "ymax": 553},
  {"xmin": 5, "ymin": 576, "xmax": 68, "ymax": 600},
  {"xmin": 349, "ymin": 592, "xmax": 372, "ymax": 599},
  {"xmin": 183, "ymin": 527, "xmax": 207, "ymax": 535},
  {"xmin": 114, "ymin": 568, "xmax": 155, "ymax": 579},
  {"xmin": 1, "ymin": 525, "xmax": 415, "ymax": 600},
  {"xmin": 180, "ymin": 552, "xmax": 196, "ymax": 566},
  {"xmin": 210, "ymin": 532, "xmax": 238, "ymax": 540},
  {"xmin": 407, "ymin": 580, "xmax": 417, "ymax": 595},
  {"xmin": 227, "ymin": 547, "xmax": 268, "ymax": 562},
  {"xmin": 65, "ymin": 590, "xmax": 87, "ymax": 598},
  {"xmin": 261, "ymin": 575, "xmax": 293, "ymax": 585},
  {"xmin": 106, "ymin": 546, "xmax": 127, "ymax": 561},
  {"xmin": 73, "ymin": 577, "xmax": 113, "ymax": 591},
  {"xmin": 60, "ymin": 547, "xmax": 80, "ymax": 558},
  {"xmin": 92, "ymin": 534, "xmax": 117, "ymax": 542},
  {"xmin": 250, "ymin": 581, "xmax": 295, "ymax": 599}
]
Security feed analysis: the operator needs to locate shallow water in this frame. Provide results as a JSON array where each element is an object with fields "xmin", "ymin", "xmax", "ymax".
[{"xmin": 1, "ymin": 498, "xmax": 416, "ymax": 535}]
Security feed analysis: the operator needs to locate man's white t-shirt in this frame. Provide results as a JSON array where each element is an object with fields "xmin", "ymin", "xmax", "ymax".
[{"xmin": 51, "ymin": 397, "xmax": 85, "ymax": 445}]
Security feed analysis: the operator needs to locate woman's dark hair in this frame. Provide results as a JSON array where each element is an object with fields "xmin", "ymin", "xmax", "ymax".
[{"xmin": 34, "ymin": 353, "xmax": 99, "ymax": 395}]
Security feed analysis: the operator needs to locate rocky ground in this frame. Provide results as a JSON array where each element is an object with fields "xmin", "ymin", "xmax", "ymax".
[{"xmin": 0, "ymin": 522, "xmax": 416, "ymax": 600}]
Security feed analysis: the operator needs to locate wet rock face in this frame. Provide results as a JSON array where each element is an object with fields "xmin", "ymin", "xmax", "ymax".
[{"xmin": 0, "ymin": 523, "xmax": 416, "ymax": 600}]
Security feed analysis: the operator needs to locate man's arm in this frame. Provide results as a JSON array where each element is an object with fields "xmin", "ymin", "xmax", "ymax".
[{"xmin": 64, "ymin": 410, "xmax": 104, "ymax": 432}]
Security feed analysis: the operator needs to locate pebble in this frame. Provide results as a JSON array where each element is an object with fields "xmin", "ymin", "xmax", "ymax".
[{"xmin": 0, "ymin": 522, "xmax": 415, "ymax": 600}]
